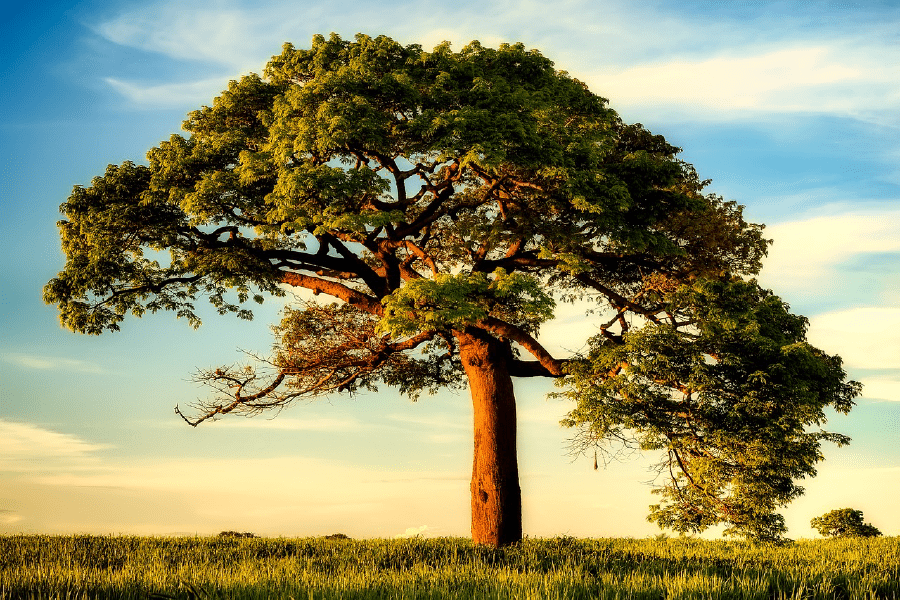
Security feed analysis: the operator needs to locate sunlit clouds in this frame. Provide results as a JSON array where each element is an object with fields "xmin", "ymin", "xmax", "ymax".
[
  {"xmin": 761, "ymin": 208, "xmax": 900, "ymax": 306},
  {"xmin": 587, "ymin": 43, "xmax": 899, "ymax": 124},
  {"xmin": 808, "ymin": 307, "xmax": 900, "ymax": 374},
  {"xmin": 755, "ymin": 209, "xmax": 900, "ymax": 402},
  {"xmin": 395, "ymin": 524, "xmax": 430, "ymax": 538},
  {"xmin": 0, "ymin": 418, "xmax": 471, "ymax": 536},
  {"xmin": 0, "ymin": 510, "xmax": 23, "ymax": 525},
  {"xmin": 85, "ymin": 0, "xmax": 900, "ymax": 129}
]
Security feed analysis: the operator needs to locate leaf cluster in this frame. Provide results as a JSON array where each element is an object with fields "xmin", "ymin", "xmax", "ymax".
[
  {"xmin": 379, "ymin": 268, "xmax": 554, "ymax": 337},
  {"xmin": 558, "ymin": 278, "xmax": 860, "ymax": 542}
]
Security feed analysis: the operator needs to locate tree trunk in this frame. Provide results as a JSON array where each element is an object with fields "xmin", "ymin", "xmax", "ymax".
[{"xmin": 456, "ymin": 329, "xmax": 522, "ymax": 547}]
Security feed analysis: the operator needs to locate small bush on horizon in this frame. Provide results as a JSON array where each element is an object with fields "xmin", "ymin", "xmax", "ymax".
[
  {"xmin": 216, "ymin": 531, "xmax": 256, "ymax": 539},
  {"xmin": 811, "ymin": 508, "xmax": 882, "ymax": 538}
]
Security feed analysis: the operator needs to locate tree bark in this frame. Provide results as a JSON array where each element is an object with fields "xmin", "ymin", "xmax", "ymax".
[{"xmin": 456, "ymin": 329, "xmax": 522, "ymax": 547}]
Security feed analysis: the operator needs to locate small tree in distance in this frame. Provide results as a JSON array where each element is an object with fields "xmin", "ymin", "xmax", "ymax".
[
  {"xmin": 44, "ymin": 33, "xmax": 861, "ymax": 546},
  {"xmin": 811, "ymin": 509, "xmax": 881, "ymax": 538}
]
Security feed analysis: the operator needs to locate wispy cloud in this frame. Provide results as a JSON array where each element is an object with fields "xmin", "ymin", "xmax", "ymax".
[
  {"xmin": 85, "ymin": 0, "xmax": 900, "ymax": 125},
  {"xmin": 0, "ymin": 420, "xmax": 112, "ymax": 472},
  {"xmin": 26, "ymin": 455, "xmax": 466, "ymax": 506},
  {"xmin": 753, "ymin": 207, "xmax": 900, "ymax": 384},
  {"xmin": 91, "ymin": 3, "xmax": 275, "ymax": 71},
  {"xmin": 852, "ymin": 377, "xmax": 900, "ymax": 403},
  {"xmin": 1, "ymin": 353, "xmax": 103, "ymax": 373},
  {"xmin": 0, "ymin": 510, "xmax": 23, "ymax": 525},
  {"xmin": 385, "ymin": 413, "xmax": 469, "ymax": 445},
  {"xmin": 104, "ymin": 76, "xmax": 234, "ymax": 108},
  {"xmin": 3, "ymin": 450, "xmax": 470, "ymax": 536},
  {"xmin": 518, "ymin": 398, "xmax": 571, "ymax": 426},
  {"xmin": 386, "ymin": 413, "xmax": 468, "ymax": 431}
]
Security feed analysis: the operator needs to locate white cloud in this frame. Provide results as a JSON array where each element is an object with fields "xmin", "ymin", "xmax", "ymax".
[
  {"xmin": 518, "ymin": 398, "xmax": 570, "ymax": 425},
  {"xmin": 587, "ymin": 43, "xmax": 899, "ymax": 124},
  {"xmin": 854, "ymin": 378, "xmax": 900, "ymax": 403},
  {"xmin": 386, "ymin": 413, "xmax": 468, "ymax": 431},
  {"xmin": 394, "ymin": 524, "xmax": 430, "ymax": 538},
  {"xmin": 807, "ymin": 308, "xmax": 900, "ymax": 372},
  {"xmin": 384, "ymin": 413, "xmax": 470, "ymax": 445},
  {"xmin": 0, "ymin": 420, "xmax": 112, "ymax": 471},
  {"xmin": 1, "ymin": 353, "xmax": 103, "ymax": 373},
  {"xmin": 92, "ymin": 4, "xmax": 273, "ymax": 71}
]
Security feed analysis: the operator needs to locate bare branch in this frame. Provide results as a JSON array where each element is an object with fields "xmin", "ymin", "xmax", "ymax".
[{"xmin": 179, "ymin": 302, "xmax": 447, "ymax": 425}]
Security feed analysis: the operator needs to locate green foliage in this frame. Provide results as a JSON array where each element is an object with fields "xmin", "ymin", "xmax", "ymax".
[
  {"xmin": 558, "ymin": 279, "xmax": 860, "ymax": 542},
  {"xmin": 379, "ymin": 269, "xmax": 555, "ymax": 337},
  {"xmin": 4, "ymin": 534, "xmax": 900, "ymax": 599},
  {"xmin": 811, "ymin": 509, "xmax": 882, "ymax": 538},
  {"xmin": 44, "ymin": 33, "xmax": 742, "ymax": 337}
]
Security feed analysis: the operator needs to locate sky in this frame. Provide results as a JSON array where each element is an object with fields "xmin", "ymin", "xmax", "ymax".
[{"xmin": 2, "ymin": 0, "xmax": 900, "ymax": 540}]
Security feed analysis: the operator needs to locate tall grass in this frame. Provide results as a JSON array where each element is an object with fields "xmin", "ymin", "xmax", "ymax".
[{"xmin": 2, "ymin": 534, "xmax": 898, "ymax": 599}]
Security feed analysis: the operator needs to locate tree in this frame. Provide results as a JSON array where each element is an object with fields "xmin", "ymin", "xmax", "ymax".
[
  {"xmin": 811, "ymin": 509, "xmax": 881, "ymax": 538},
  {"xmin": 44, "ymin": 33, "xmax": 860, "ymax": 546}
]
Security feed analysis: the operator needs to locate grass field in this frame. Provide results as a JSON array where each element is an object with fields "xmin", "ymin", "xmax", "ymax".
[{"xmin": 2, "ymin": 534, "xmax": 898, "ymax": 599}]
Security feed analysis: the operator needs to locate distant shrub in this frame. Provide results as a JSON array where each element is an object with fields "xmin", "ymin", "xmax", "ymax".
[
  {"xmin": 217, "ymin": 531, "xmax": 257, "ymax": 539},
  {"xmin": 811, "ymin": 509, "xmax": 881, "ymax": 538},
  {"xmin": 324, "ymin": 533, "xmax": 351, "ymax": 540}
]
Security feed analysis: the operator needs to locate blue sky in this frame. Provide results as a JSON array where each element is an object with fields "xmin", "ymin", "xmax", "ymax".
[{"xmin": 2, "ymin": 0, "xmax": 900, "ymax": 539}]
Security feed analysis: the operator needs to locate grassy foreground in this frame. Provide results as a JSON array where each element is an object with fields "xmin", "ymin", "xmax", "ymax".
[{"xmin": 1, "ymin": 534, "xmax": 898, "ymax": 599}]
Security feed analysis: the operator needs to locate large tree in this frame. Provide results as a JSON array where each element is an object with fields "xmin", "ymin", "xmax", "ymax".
[{"xmin": 45, "ymin": 33, "xmax": 859, "ymax": 546}]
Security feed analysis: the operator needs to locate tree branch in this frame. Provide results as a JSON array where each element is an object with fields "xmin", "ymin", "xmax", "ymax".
[
  {"xmin": 476, "ymin": 316, "xmax": 564, "ymax": 376},
  {"xmin": 281, "ymin": 272, "xmax": 384, "ymax": 315}
]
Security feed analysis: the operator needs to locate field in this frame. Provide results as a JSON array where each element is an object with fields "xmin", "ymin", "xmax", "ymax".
[{"xmin": 2, "ymin": 534, "xmax": 899, "ymax": 599}]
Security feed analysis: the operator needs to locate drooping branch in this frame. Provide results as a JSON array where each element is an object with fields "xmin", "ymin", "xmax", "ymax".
[
  {"xmin": 176, "ymin": 368, "xmax": 288, "ymax": 427},
  {"xmin": 96, "ymin": 274, "xmax": 204, "ymax": 306}
]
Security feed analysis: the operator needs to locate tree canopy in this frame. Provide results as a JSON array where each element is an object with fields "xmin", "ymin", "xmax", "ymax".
[{"xmin": 45, "ymin": 33, "xmax": 860, "ymax": 545}]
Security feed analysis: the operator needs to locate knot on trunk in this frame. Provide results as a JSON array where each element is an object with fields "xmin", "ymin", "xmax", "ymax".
[{"xmin": 466, "ymin": 354, "xmax": 486, "ymax": 368}]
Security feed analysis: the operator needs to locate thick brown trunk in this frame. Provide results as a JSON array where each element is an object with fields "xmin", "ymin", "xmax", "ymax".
[{"xmin": 456, "ymin": 329, "xmax": 522, "ymax": 547}]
